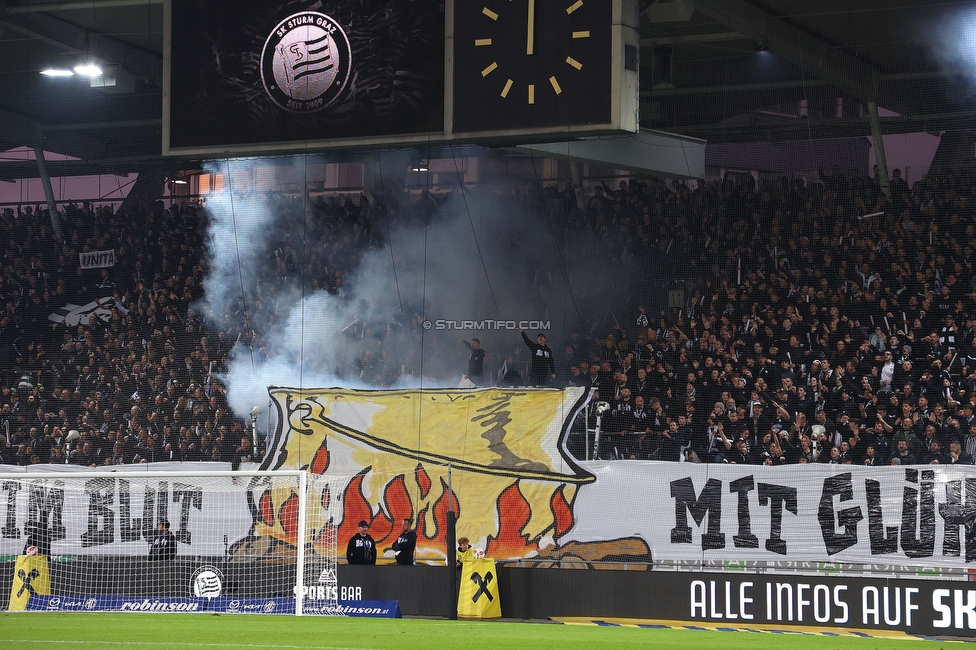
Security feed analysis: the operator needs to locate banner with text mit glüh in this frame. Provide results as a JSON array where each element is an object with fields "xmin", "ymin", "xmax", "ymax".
[{"xmin": 562, "ymin": 461, "xmax": 976, "ymax": 569}]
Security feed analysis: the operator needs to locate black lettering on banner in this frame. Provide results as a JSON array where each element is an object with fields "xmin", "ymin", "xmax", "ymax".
[
  {"xmin": 470, "ymin": 571, "xmax": 494, "ymax": 603},
  {"xmin": 81, "ymin": 478, "xmax": 115, "ymax": 547},
  {"xmin": 118, "ymin": 480, "xmax": 142, "ymax": 543},
  {"xmin": 901, "ymin": 469, "xmax": 935, "ymax": 558},
  {"xmin": 173, "ymin": 483, "xmax": 203, "ymax": 544},
  {"xmin": 2, "ymin": 480, "xmax": 21, "ymax": 538},
  {"xmin": 670, "ymin": 477, "xmax": 725, "ymax": 549},
  {"xmin": 48, "ymin": 482, "xmax": 65, "ymax": 541},
  {"xmin": 818, "ymin": 473, "xmax": 863, "ymax": 555},
  {"xmin": 140, "ymin": 482, "xmax": 174, "ymax": 541},
  {"xmin": 27, "ymin": 481, "xmax": 66, "ymax": 544},
  {"xmin": 729, "ymin": 476, "xmax": 758, "ymax": 549},
  {"xmin": 758, "ymin": 483, "xmax": 797, "ymax": 555},
  {"xmin": 865, "ymin": 478, "xmax": 898, "ymax": 555},
  {"xmin": 141, "ymin": 484, "xmax": 156, "ymax": 542},
  {"xmin": 27, "ymin": 483, "xmax": 45, "ymax": 526},
  {"xmin": 938, "ymin": 478, "xmax": 976, "ymax": 561},
  {"xmin": 155, "ymin": 481, "xmax": 169, "ymax": 529}
]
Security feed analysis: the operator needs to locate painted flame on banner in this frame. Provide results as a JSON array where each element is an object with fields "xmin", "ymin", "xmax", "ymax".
[{"xmin": 245, "ymin": 386, "xmax": 650, "ymax": 565}]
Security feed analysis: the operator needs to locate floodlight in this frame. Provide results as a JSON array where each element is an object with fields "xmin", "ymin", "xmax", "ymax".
[
  {"xmin": 40, "ymin": 68, "xmax": 74, "ymax": 77},
  {"xmin": 73, "ymin": 63, "xmax": 103, "ymax": 77}
]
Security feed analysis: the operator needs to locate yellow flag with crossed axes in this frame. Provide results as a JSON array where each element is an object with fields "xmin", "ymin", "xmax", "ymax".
[
  {"xmin": 458, "ymin": 557, "xmax": 502, "ymax": 619},
  {"xmin": 8, "ymin": 554, "xmax": 50, "ymax": 611}
]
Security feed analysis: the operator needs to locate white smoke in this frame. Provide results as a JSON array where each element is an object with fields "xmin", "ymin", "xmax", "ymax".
[
  {"xmin": 197, "ymin": 152, "xmax": 623, "ymax": 422},
  {"xmin": 916, "ymin": 5, "xmax": 976, "ymax": 97}
]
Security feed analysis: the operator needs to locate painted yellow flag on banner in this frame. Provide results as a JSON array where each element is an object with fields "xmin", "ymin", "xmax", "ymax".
[
  {"xmin": 257, "ymin": 387, "xmax": 595, "ymax": 564},
  {"xmin": 458, "ymin": 557, "xmax": 502, "ymax": 619},
  {"xmin": 8, "ymin": 555, "xmax": 50, "ymax": 611},
  {"xmin": 245, "ymin": 386, "xmax": 651, "ymax": 570}
]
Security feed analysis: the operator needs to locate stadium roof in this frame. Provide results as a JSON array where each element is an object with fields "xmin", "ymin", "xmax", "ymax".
[{"xmin": 0, "ymin": 0, "xmax": 973, "ymax": 179}]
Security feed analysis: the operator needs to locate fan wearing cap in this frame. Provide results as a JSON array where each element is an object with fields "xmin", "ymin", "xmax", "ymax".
[
  {"xmin": 149, "ymin": 519, "xmax": 177, "ymax": 561},
  {"xmin": 345, "ymin": 520, "xmax": 376, "ymax": 565}
]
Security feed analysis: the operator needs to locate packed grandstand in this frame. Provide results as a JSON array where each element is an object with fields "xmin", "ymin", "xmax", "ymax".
[{"xmin": 1, "ymin": 164, "xmax": 975, "ymax": 469}]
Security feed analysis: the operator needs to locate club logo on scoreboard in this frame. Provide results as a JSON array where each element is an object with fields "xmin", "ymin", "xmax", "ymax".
[
  {"xmin": 259, "ymin": 11, "xmax": 352, "ymax": 113},
  {"xmin": 189, "ymin": 565, "xmax": 224, "ymax": 599}
]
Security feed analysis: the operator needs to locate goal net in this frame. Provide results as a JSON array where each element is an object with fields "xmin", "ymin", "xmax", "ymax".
[{"xmin": 0, "ymin": 469, "xmax": 348, "ymax": 616}]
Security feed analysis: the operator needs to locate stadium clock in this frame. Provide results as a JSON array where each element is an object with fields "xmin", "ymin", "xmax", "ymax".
[{"xmin": 453, "ymin": 0, "xmax": 613, "ymax": 133}]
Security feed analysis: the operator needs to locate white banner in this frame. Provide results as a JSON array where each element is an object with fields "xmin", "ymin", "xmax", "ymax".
[
  {"xmin": 564, "ymin": 461, "xmax": 976, "ymax": 569},
  {"xmin": 79, "ymin": 249, "xmax": 115, "ymax": 269},
  {"xmin": 48, "ymin": 297, "xmax": 114, "ymax": 327},
  {"xmin": 9, "ymin": 395, "xmax": 976, "ymax": 572},
  {"xmin": 0, "ymin": 464, "xmax": 255, "ymax": 557},
  {"xmin": 257, "ymin": 386, "xmax": 976, "ymax": 571}
]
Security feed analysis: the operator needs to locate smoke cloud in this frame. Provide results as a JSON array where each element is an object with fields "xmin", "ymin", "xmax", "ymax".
[
  {"xmin": 197, "ymin": 151, "xmax": 628, "ymax": 422},
  {"xmin": 915, "ymin": 5, "xmax": 976, "ymax": 99}
]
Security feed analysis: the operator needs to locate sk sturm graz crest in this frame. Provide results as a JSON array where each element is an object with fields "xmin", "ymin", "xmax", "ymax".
[
  {"xmin": 168, "ymin": 1, "xmax": 444, "ymax": 148},
  {"xmin": 260, "ymin": 12, "xmax": 352, "ymax": 113},
  {"xmin": 190, "ymin": 565, "xmax": 224, "ymax": 598}
]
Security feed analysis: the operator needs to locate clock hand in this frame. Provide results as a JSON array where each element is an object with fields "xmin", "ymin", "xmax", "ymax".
[{"xmin": 527, "ymin": 0, "xmax": 535, "ymax": 55}]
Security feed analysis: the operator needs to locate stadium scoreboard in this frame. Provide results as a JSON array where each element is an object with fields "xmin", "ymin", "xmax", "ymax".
[{"xmin": 162, "ymin": 0, "xmax": 639, "ymax": 156}]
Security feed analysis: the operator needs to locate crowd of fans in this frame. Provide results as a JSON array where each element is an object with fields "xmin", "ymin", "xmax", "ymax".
[
  {"xmin": 0, "ymin": 200, "xmax": 251, "ymax": 467},
  {"xmin": 0, "ymin": 160, "xmax": 974, "ymax": 469},
  {"xmin": 578, "ymin": 164, "xmax": 976, "ymax": 466}
]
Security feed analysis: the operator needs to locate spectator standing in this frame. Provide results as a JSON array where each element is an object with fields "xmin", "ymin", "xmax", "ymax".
[
  {"xmin": 391, "ymin": 518, "xmax": 417, "ymax": 566},
  {"xmin": 520, "ymin": 328, "xmax": 556, "ymax": 386},
  {"xmin": 346, "ymin": 520, "xmax": 377, "ymax": 565}
]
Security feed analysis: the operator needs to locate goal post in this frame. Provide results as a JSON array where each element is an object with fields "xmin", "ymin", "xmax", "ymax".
[{"xmin": 0, "ymin": 469, "xmax": 346, "ymax": 616}]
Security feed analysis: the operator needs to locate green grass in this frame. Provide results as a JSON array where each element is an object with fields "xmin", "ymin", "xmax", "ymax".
[{"xmin": 0, "ymin": 613, "xmax": 955, "ymax": 649}]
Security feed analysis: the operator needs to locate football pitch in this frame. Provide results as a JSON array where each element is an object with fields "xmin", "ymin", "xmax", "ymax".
[{"xmin": 0, "ymin": 613, "xmax": 955, "ymax": 649}]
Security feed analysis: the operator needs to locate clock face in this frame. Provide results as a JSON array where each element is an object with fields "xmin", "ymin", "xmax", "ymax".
[{"xmin": 453, "ymin": 0, "xmax": 613, "ymax": 133}]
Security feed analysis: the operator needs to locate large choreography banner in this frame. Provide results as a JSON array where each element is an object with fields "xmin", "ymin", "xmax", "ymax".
[
  {"xmin": 8, "ymin": 387, "xmax": 976, "ymax": 571},
  {"xmin": 261, "ymin": 386, "xmax": 976, "ymax": 569},
  {"xmin": 258, "ymin": 386, "xmax": 635, "ymax": 565}
]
